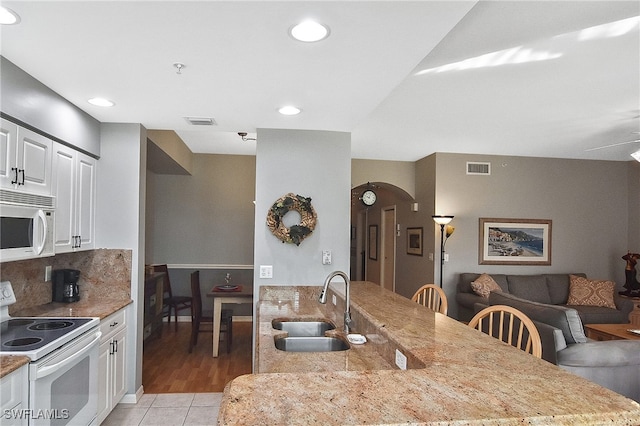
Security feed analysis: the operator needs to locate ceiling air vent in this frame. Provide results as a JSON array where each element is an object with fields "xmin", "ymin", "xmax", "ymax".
[
  {"xmin": 184, "ymin": 116, "xmax": 217, "ymax": 126},
  {"xmin": 466, "ymin": 161, "xmax": 491, "ymax": 175}
]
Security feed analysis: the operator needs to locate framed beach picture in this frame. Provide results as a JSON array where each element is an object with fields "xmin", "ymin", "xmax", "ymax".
[
  {"xmin": 407, "ymin": 227, "xmax": 423, "ymax": 256},
  {"xmin": 479, "ymin": 218, "xmax": 552, "ymax": 265}
]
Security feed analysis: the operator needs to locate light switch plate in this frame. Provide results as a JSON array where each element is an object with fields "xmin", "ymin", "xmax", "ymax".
[
  {"xmin": 322, "ymin": 250, "xmax": 332, "ymax": 265},
  {"xmin": 259, "ymin": 265, "xmax": 273, "ymax": 279}
]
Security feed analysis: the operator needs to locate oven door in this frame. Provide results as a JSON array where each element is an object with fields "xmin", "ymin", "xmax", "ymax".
[{"xmin": 28, "ymin": 328, "xmax": 101, "ymax": 426}]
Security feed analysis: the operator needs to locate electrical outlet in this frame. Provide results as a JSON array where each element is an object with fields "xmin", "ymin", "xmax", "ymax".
[
  {"xmin": 395, "ymin": 349, "xmax": 407, "ymax": 370},
  {"xmin": 332, "ymin": 294, "xmax": 337, "ymax": 306},
  {"xmin": 259, "ymin": 265, "xmax": 273, "ymax": 279},
  {"xmin": 428, "ymin": 253, "xmax": 434, "ymax": 261},
  {"xmin": 45, "ymin": 266, "xmax": 52, "ymax": 282},
  {"xmin": 322, "ymin": 250, "xmax": 332, "ymax": 265}
]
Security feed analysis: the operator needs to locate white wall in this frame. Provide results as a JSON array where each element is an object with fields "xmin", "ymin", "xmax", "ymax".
[
  {"xmin": 254, "ymin": 129, "xmax": 351, "ymax": 286},
  {"xmin": 97, "ymin": 123, "xmax": 146, "ymax": 397}
]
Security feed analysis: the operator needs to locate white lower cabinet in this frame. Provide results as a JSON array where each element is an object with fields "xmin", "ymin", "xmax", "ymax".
[
  {"xmin": 0, "ymin": 364, "xmax": 28, "ymax": 426},
  {"xmin": 97, "ymin": 309, "xmax": 127, "ymax": 424}
]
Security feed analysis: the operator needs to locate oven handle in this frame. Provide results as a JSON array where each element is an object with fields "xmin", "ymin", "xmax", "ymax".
[{"xmin": 34, "ymin": 330, "xmax": 102, "ymax": 380}]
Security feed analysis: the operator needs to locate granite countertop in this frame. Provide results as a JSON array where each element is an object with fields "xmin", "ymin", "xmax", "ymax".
[
  {"xmin": 218, "ymin": 281, "xmax": 640, "ymax": 425},
  {"xmin": 0, "ymin": 298, "xmax": 132, "ymax": 378}
]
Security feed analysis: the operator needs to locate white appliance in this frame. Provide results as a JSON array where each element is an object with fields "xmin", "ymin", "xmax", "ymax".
[
  {"xmin": 0, "ymin": 282, "xmax": 100, "ymax": 426},
  {"xmin": 0, "ymin": 190, "xmax": 54, "ymax": 262}
]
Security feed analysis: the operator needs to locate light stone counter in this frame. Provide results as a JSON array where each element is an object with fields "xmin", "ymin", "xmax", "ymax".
[{"xmin": 218, "ymin": 281, "xmax": 640, "ymax": 425}]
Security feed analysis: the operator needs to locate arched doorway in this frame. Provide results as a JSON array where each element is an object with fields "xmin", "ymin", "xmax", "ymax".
[{"xmin": 350, "ymin": 182, "xmax": 415, "ymax": 288}]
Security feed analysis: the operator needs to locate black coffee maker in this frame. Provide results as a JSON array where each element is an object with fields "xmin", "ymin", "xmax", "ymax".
[{"xmin": 52, "ymin": 269, "xmax": 81, "ymax": 303}]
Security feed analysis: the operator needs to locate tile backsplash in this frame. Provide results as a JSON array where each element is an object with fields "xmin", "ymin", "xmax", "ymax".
[{"xmin": 0, "ymin": 249, "xmax": 131, "ymax": 313}]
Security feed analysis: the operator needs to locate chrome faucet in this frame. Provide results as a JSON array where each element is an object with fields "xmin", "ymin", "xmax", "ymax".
[{"xmin": 319, "ymin": 271, "xmax": 352, "ymax": 334}]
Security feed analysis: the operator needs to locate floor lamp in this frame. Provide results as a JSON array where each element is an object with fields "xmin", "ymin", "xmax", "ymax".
[{"xmin": 432, "ymin": 215, "xmax": 454, "ymax": 288}]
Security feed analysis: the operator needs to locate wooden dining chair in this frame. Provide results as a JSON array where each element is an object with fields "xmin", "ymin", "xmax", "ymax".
[
  {"xmin": 411, "ymin": 284, "xmax": 448, "ymax": 315},
  {"xmin": 468, "ymin": 305, "xmax": 543, "ymax": 358},
  {"xmin": 189, "ymin": 271, "xmax": 232, "ymax": 354},
  {"xmin": 153, "ymin": 264, "xmax": 193, "ymax": 331}
]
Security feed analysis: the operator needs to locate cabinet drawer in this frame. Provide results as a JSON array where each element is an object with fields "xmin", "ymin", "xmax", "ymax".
[{"xmin": 100, "ymin": 308, "xmax": 126, "ymax": 342}]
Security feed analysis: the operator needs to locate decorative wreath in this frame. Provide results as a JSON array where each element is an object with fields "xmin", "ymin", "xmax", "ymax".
[{"xmin": 267, "ymin": 193, "xmax": 317, "ymax": 246}]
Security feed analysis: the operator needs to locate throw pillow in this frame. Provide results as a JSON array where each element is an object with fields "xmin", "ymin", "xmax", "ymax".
[
  {"xmin": 567, "ymin": 275, "xmax": 616, "ymax": 309},
  {"xmin": 471, "ymin": 273, "xmax": 502, "ymax": 298}
]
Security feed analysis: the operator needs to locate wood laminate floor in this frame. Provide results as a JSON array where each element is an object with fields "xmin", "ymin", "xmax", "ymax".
[{"xmin": 142, "ymin": 320, "xmax": 253, "ymax": 393}]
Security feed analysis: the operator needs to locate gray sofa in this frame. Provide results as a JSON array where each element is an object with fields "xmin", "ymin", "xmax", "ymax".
[
  {"xmin": 475, "ymin": 291, "xmax": 640, "ymax": 402},
  {"xmin": 457, "ymin": 272, "xmax": 633, "ymax": 323}
]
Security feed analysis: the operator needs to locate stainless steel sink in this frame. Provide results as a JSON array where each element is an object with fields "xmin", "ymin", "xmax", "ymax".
[
  {"xmin": 271, "ymin": 320, "xmax": 335, "ymax": 337},
  {"xmin": 274, "ymin": 336, "xmax": 349, "ymax": 352}
]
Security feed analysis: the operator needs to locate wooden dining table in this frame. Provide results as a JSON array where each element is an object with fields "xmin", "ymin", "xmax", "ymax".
[{"xmin": 206, "ymin": 284, "xmax": 253, "ymax": 357}]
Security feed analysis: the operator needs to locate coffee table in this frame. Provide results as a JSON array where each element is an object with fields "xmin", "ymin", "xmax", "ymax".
[{"xmin": 584, "ymin": 323, "xmax": 640, "ymax": 341}]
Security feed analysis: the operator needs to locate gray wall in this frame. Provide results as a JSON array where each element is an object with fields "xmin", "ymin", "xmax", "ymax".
[
  {"xmin": 254, "ymin": 129, "xmax": 351, "ymax": 286},
  {"xmin": 432, "ymin": 153, "xmax": 634, "ymax": 319},
  {"xmin": 0, "ymin": 56, "xmax": 100, "ymax": 157},
  {"xmin": 148, "ymin": 154, "xmax": 256, "ymax": 265}
]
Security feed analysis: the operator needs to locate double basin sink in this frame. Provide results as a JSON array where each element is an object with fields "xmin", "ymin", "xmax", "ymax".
[{"xmin": 272, "ymin": 319, "xmax": 349, "ymax": 352}]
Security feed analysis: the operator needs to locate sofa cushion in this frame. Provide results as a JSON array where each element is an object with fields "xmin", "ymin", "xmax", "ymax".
[
  {"xmin": 507, "ymin": 275, "xmax": 551, "ymax": 304},
  {"xmin": 567, "ymin": 275, "xmax": 616, "ymax": 309},
  {"xmin": 470, "ymin": 273, "xmax": 502, "ymax": 298},
  {"xmin": 458, "ymin": 273, "xmax": 509, "ymax": 294},
  {"xmin": 542, "ymin": 274, "xmax": 585, "ymax": 304},
  {"xmin": 567, "ymin": 304, "xmax": 627, "ymax": 324},
  {"xmin": 488, "ymin": 291, "xmax": 587, "ymax": 344}
]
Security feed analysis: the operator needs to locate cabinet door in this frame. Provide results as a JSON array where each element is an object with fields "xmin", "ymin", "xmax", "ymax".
[
  {"xmin": 76, "ymin": 154, "xmax": 96, "ymax": 250},
  {"xmin": 16, "ymin": 126, "xmax": 52, "ymax": 195},
  {"xmin": 97, "ymin": 339, "xmax": 112, "ymax": 425},
  {"xmin": 52, "ymin": 144, "xmax": 76, "ymax": 253},
  {"xmin": 0, "ymin": 118, "xmax": 18, "ymax": 190},
  {"xmin": 112, "ymin": 328, "xmax": 127, "ymax": 406}
]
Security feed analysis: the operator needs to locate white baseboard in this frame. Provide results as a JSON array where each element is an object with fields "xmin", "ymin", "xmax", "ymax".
[
  {"xmin": 165, "ymin": 315, "xmax": 253, "ymax": 323},
  {"xmin": 120, "ymin": 386, "xmax": 145, "ymax": 404}
]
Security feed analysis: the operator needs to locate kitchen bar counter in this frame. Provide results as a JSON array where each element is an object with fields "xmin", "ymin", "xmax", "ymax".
[{"xmin": 218, "ymin": 282, "xmax": 640, "ymax": 425}]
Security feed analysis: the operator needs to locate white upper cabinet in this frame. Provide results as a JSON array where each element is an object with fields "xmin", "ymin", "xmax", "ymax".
[
  {"xmin": 52, "ymin": 142, "xmax": 96, "ymax": 252},
  {"xmin": 0, "ymin": 118, "xmax": 52, "ymax": 195}
]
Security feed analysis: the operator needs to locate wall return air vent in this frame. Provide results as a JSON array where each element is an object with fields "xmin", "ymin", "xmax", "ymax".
[{"xmin": 466, "ymin": 161, "xmax": 491, "ymax": 175}]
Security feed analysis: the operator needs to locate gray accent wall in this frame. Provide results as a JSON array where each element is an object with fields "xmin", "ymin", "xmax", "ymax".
[
  {"xmin": 254, "ymin": 129, "xmax": 351, "ymax": 286},
  {"xmin": 147, "ymin": 154, "xmax": 256, "ymax": 265},
  {"xmin": 0, "ymin": 56, "xmax": 100, "ymax": 157},
  {"xmin": 431, "ymin": 153, "xmax": 634, "ymax": 319}
]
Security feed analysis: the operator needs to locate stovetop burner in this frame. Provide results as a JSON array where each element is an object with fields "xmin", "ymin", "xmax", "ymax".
[
  {"xmin": 28, "ymin": 320, "xmax": 74, "ymax": 331},
  {"xmin": 4, "ymin": 337, "xmax": 43, "ymax": 347}
]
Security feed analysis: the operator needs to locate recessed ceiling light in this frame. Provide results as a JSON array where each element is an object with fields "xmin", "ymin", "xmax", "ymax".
[
  {"xmin": 278, "ymin": 106, "xmax": 301, "ymax": 116},
  {"xmin": 88, "ymin": 98, "xmax": 115, "ymax": 107},
  {"xmin": 0, "ymin": 6, "xmax": 20, "ymax": 25},
  {"xmin": 289, "ymin": 20, "xmax": 330, "ymax": 42}
]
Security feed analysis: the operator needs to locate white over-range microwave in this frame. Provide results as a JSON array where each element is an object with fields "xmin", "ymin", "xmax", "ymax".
[{"xmin": 0, "ymin": 189, "xmax": 55, "ymax": 262}]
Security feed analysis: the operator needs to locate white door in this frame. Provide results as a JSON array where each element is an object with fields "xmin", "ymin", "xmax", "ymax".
[
  {"xmin": 380, "ymin": 206, "xmax": 396, "ymax": 292},
  {"xmin": 52, "ymin": 144, "xmax": 76, "ymax": 252},
  {"xmin": 76, "ymin": 154, "xmax": 96, "ymax": 250},
  {"xmin": 0, "ymin": 118, "xmax": 18, "ymax": 189},
  {"xmin": 16, "ymin": 126, "xmax": 52, "ymax": 195}
]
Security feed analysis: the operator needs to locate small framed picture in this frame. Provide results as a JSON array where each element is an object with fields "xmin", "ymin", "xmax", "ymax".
[
  {"xmin": 479, "ymin": 218, "xmax": 552, "ymax": 265},
  {"xmin": 407, "ymin": 227, "xmax": 423, "ymax": 256},
  {"xmin": 368, "ymin": 225, "xmax": 378, "ymax": 260}
]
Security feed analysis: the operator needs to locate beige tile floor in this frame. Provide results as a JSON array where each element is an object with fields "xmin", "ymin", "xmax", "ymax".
[{"xmin": 101, "ymin": 393, "xmax": 222, "ymax": 426}]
